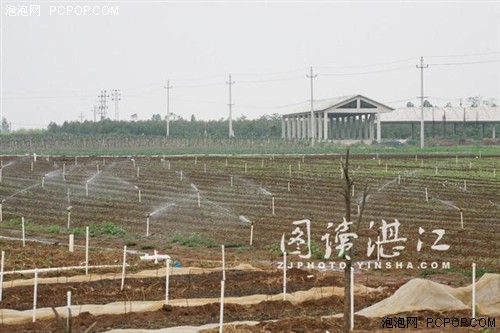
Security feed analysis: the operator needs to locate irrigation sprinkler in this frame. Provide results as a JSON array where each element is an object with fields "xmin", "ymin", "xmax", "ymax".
[
  {"xmin": 230, "ymin": 176, "xmax": 233, "ymax": 187},
  {"xmin": 469, "ymin": 162, "xmax": 472, "ymax": 170},
  {"xmin": 245, "ymin": 163, "xmax": 248, "ymax": 173},
  {"xmin": 421, "ymin": 160, "xmax": 424, "ymax": 168},
  {"xmin": 357, "ymin": 204, "xmax": 360, "ymax": 216},
  {"xmin": 472, "ymin": 263, "xmax": 476, "ymax": 318},
  {"xmin": 0, "ymin": 251, "xmax": 4, "ymax": 301},
  {"xmin": 165, "ymin": 258, "xmax": 171, "ymax": 304},
  {"xmin": 85, "ymin": 226, "xmax": 89, "ymax": 275},
  {"xmin": 195, "ymin": 156, "xmax": 197, "ymax": 165},
  {"xmin": 96, "ymin": 163, "xmax": 100, "ymax": 174},
  {"xmin": 287, "ymin": 181, "xmax": 290, "ymax": 192},
  {"xmin": 120, "ymin": 245, "xmax": 127, "ymax": 291},
  {"xmin": 154, "ymin": 250, "xmax": 158, "ymax": 264},
  {"xmin": 352, "ymin": 185, "xmax": 355, "ymax": 197},
  {"xmin": 288, "ymin": 164, "xmax": 291, "ymax": 177},
  {"xmin": 22, "ymin": 217, "xmax": 26, "ymax": 247},
  {"xmin": 197, "ymin": 191, "xmax": 201, "ymax": 207},
  {"xmin": 131, "ymin": 158, "xmax": 136, "ymax": 168},
  {"xmin": 42, "ymin": 176, "xmax": 45, "ymax": 188},
  {"xmin": 167, "ymin": 160, "xmax": 171, "ymax": 170},
  {"xmin": 398, "ymin": 174, "xmax": 401, "ymax": 184},
  {"xmin": 204, "ymin": 163, "xmax": 207, "ymax": 174},
  {"xmin": 219, "ymin": 280, "xmax": 225, "ymax": 333},
  {"xmin": 180, "ymin": 170, "xmax": 183, "ymax": 181},
  {"xmin": 425, "ymin": 187, "xmax": 429, "ymax": 202},
  {"xmin": 222, "ymin": 245, "xmax": 226, "ymax": 281},
  {"xmin": 67, "ymin": 206, "xmax": 72, "ymax": 229},
  {"xmin": 69, "ymin": 234, "xmax": 74, "ymax": 252},
  {"xmin": 136, "ymin": 167, "xmax": 140, "ymax": 178},
  {"xmin": 283, "ymin": 251, "xmax": 287, "ymax": 301},
  {"xmin": 455, "ymin": 155, "xmax": 458, "ymax": 165},
  {"xmin": 385, "ymin": 164, "xmax": 388, "ymax": 172},
  {"xmin": 378, "ymin": 159, "xmax": 381, "ymax": 166},
  {"xmin": 67, "ymin": 188, "xmax": 71, "ymax": 204},
  {"xmin": 225, "ymin": 158, "xmax": 228, "ymax": 167},
  {"xmin": 103, "ymin": 158, "xmax": 106, "ymax": 166},
  {"xmin": 0, "ymin": 200, "xmax": 3, "ymax": 222},
  {"xmin": 33, "ymin": 268, "xmax": 38, "ymax": 323},
  {"xmin": 85, "ymin": 181, "xmax": 89, "ymax": 196},
  {"xmin": 415, "ymin": 154, "xmax": 418, "ymax": 161},
  {"xmin": 74, "ymin": 156, "xmax": 77, "ymax": 166},
  {"xmin": 62, "ymin": 163, "xmax": 66, "ymax": 181},
  {"xmin": 31, "ymin": 162, "xmax": 34, "ymax": 172},
  {"xmin": 494, "ymin": 169, "xmax": 496, "ymax": 177},
  {"xmin": 460, "ymin": 209, "xmax": 464, "ymax": 229},
  {"xmin": 298, "ymin": 161, "xmax": 301, "ymax": 170},
  {"xmin": 464, "ymin": 180, "xmax": 467, "ymax": 191},
  {"xmin": 302, "ymin": 155, "xmax": 305, "ymax": 163},
  {"xmin": 261, "ymin": 159, "xmax": 264, "ymax": 168},
  {"xmin": 33, "ymin": 153, "xmax": 37, "ymax": 162},
  {"xmin": 137, "ymin": 187, "xmax": 142, "ymax": 203},
  {"xmin": 272, "ymin": 196, "xmax": 275, "ymax": 215},
  {"xmin": 0, "ymin": 168, "xmax": 2, "ymax": 182},
  {"xmin": 435, "ymin": 166, "xmax": 438, "ymax": 175},
  {"xmin": 146, "ymin": 214, "xmax": 150, "ymax": 237}
]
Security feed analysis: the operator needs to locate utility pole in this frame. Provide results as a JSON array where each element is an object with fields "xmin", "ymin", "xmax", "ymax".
[
  {"xmin": 306, "ymin": 67, "xmax": 317, "ymax": 146},
  {"xmin": 416, "ymin": 56, "xmax": 428, "ymax": 149},
  {"xmin": 92, "ymin": 106, "xmax": 98, "ymax": 122},
  {"xmin": 226, "ymin": 74, "xmax": 235, "ymax": 138},
  {"xmin": 97, "ymin": 90, "xmax": 109, "ymax": 121},
  {"xmin": 111, "ymin": 89, "xmax": 121, "ymax": 121},
  {"xmin": 164, "ymin": 81, "xmax": 173, "ymax": 138}
]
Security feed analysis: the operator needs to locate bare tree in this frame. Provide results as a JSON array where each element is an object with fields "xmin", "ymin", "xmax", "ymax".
[{"xmin": 340, "ymin": 149, "xmax": 370, "ymax": 333}]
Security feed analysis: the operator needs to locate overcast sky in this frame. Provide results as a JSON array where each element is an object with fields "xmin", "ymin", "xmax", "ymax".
[{"xmin": 1, "ymin": 1, "xmax": 499, "ymax": 130}]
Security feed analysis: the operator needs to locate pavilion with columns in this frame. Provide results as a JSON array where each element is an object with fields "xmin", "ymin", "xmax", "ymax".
[{"xmin": 281, "ymin": 95, "xmax": 394, "ymax": 142}]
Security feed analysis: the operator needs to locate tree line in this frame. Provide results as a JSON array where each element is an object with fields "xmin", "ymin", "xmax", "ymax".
[{"xmin": 46, "ymin": 114, "xmax": 282, "ymax": 139}]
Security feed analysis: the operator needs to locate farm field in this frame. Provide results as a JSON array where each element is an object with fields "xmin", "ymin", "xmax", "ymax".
[{"xmin": 0, "ymin": 152, "xmax": 498, "ymax": 332}]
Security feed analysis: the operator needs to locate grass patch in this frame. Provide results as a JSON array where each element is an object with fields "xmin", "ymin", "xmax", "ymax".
[{"xmin": 170, "ymin": 231, "xmax": 217, "ymax": 248}]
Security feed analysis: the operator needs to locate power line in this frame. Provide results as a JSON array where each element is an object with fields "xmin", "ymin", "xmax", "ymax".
[
  {"xmin": 428, "ymin": 59, "xmax": 500, "ymax": 66},
  {"xmin": 97, "ymin": 90, "xmax": 109, "ymax": 120},
  {"xmin": 425, "ymin": 51, "xmax": 500, "ymax": 58},
  {"xmin": 318, "ymin": 66, "xmax": 411, "ymax": 77}
]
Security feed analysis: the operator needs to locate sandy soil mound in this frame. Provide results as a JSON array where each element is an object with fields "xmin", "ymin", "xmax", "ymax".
[{"xmin": 357, "ymin": 273, "xmax": 499, "ymax": 318}]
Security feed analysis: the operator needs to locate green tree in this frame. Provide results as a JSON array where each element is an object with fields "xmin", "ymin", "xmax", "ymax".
[
  {"xmin": 1, "ymin": 117, "xmax": 10, "ymax": 133},
  {"xmin": 151, "ymin": 114, "xmax": 162, "ymax": 121}
]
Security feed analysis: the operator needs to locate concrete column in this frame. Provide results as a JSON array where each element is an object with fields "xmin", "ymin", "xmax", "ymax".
[
  {"xmin": 316, "ymin": 113, "xmax": 322, "ymax": 141},
  {"xmin": 323, "ymin": 112, "xmax": 328, "ymax": 141},
  {"xmin": 364, "ymin": 115, "xmax": 369, "ymax": 140},
  {"xmin": 329, "ymin": 117, "xmax": 334, "ymax": 140},
  {"xmin": 291, "ymin": 116, "xmax": 297, "ymax": 139},
  {"xmin": 376, "ymin": 112, "xmax": 381, "ymax": 142},
  {"xmin": 297, "ymin": 116, "xmax": 302, "ymax": 140},
  {"xmin": 281, "ymin": 117, "xmax": 285, "ymax": 138},
  {"xmin": 493, "ymin": 123, "xmax": 496, "ymax": 139},
  {"xmin": 370, "ymin": 114, "xmax": 375, "ymax": 141},
  {"xmin": 302, "ymin": 115, "xmax": 307, "ymax": 139},
  {"xmin": 342, "ymin": 117, "xmax": 347, "ymax": 139},
  {"xmin": 287, "ymin": 117, "xmax": 292, "ymax": 140},
  {"xmin": 358, "ymin": 116, "xmax": 363, "ymax": 140}
]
